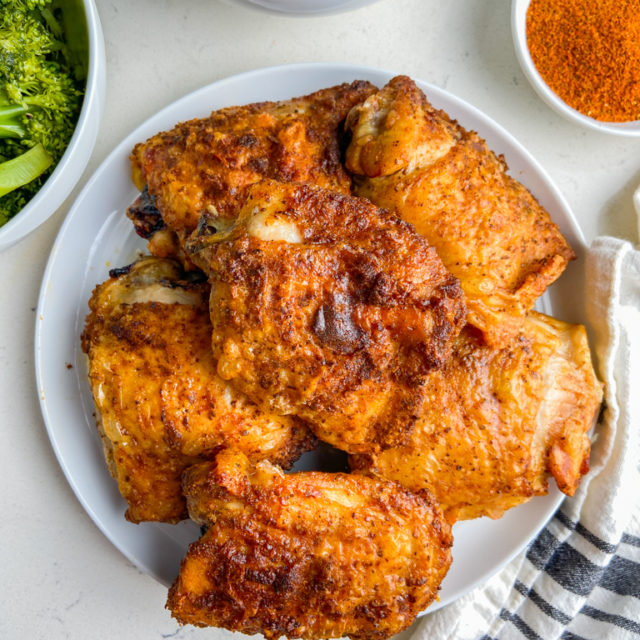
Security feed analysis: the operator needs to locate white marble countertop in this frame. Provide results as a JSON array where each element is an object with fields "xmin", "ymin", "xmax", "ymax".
[{"xmin": 1, "ymin": 1, "xmax": 638, "ymax": 638}]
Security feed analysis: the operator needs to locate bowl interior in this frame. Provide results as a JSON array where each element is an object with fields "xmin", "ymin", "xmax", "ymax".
[
  {"xmin": 511, "ymin": 0, "xmax": 640, "ymax": 136},
  {"xmin": 55, "ymin": 0, "xmax": 90, "ymax": 82}
]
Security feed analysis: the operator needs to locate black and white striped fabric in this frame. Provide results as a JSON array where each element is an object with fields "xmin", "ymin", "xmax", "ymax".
[
  {"xmin": 410, "ymin": 238, "xmax": 640, "ymax": 640},
  {"xmin": 487, "ymin": 506, "xmax": 640, "ymax": 640}
]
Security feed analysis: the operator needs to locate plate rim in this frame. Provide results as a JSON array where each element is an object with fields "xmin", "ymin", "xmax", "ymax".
[{"xmin": 35, "ymin": 61, "xmax": 581, "ymax": 615}]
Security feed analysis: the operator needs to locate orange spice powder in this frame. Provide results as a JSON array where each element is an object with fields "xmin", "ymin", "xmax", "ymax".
[{"xmin": 526, "ymin": 0, "xmax": 640, "ymax": 122}]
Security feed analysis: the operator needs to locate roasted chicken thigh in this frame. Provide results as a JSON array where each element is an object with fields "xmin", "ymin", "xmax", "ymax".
[
  {"xmin": 345, "ymin": 76, "xmax": 575, "ymax": 347},
  {"xmin": 351, "ymin": 312, "xmax": 602, "ymax": 522},
  {"xmin": 187, "ymin": 179, "xmax": 466, "ymax": 453},
  {"xmin": 167, "ymin": 450, "xmax": 452, "ymax": 640},
  {"xmin": 128, "ymin": 80, "xmax": 376, "ymax": 261},
  {"xmin": 81, "ymin": 258, "xmax": 314, "ymax": 523}
]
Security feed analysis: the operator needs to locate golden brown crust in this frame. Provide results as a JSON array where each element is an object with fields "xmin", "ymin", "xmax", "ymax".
[
  {"xmin": 81, "ymin": 258, "xmax": 315, "ymax": 523},
  {"xmin": 345, "ymin": 75, "xmax": 460, "ymax": 178},
  {"xmin": 345, "ymin": 76, "xmax": 575, "ymax": 347},
  {"xmin": 186, "ymin": 180, "xmax": 466, "ymax": 453},
  {"xmin": 167, "ymin": 451, "xmax": 452, "ymax": 640},
  {"xmin": 350, "ymin": 312, "xmax": 602, "ymax": 522},
  {"xmin": 129, "ymin": 81, "xmax": 378, "ymax": 258}
]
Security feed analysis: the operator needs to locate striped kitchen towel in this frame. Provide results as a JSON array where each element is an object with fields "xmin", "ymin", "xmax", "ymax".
[{"xmin": 406, "ymin": 236, "xmax": 640, "ymax": 640}]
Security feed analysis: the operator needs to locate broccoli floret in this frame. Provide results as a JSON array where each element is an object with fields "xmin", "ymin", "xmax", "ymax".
[
  {"xmin": 0, "ymin": 0, "xmax": 83, "ymax": 226},
  {"xmin": 3, "ymin": 1, "xmax": 54, "ymax": 8}
]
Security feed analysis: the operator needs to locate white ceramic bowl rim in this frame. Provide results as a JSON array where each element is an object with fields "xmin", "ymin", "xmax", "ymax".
[
  {"xmin": 0, "ymin": 0, "xmax": 106, "ymax": 250},
  {"xmin": 223, "ymin": 0, "xmax": 382, "ymax": 16},
  {"xmin": 511, "ymin": 0, "xmax": 640, "ymax": 137}
]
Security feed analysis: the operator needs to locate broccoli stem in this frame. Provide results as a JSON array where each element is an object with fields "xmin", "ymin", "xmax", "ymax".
[
  {"xmin": 0, "ymin": 143, "xmax": 52, "ymax": 197},
  {"xmin": 0, "ymin": 104, "xmax": 28, "ymax": 139}
]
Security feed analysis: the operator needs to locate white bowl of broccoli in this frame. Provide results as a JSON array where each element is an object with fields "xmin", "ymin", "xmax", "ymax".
[{"xmin": 0, "ymin": 0, "xmax": 105, "ymax": 251}]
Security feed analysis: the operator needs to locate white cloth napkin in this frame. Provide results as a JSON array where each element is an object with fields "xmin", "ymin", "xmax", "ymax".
[{"xmin": 406, "ymin": 236, "xmax": 640, "ymax": 640}]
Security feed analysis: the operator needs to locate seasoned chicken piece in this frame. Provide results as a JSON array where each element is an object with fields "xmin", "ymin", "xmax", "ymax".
[
  {"xmin": 345, "ymin": 76, "xmax": 575, "ymax": 347},
  {"xmin": 167, "ymin": 450, "xmax": 452, "ymax": 640},
  {"xmin": 128, "ymin": 80, "xmax": 377, "ymax": 260},
  {"xmin": 351, "ymin": 312, "xmax": 602, "ymax": 522},
  {"xmin": 186, "ymin": 180, "xmax": 466, "ymax": 453},
  {"xmin": 81, "ymin": 258, "xmax": 315, "ymax": 523}
]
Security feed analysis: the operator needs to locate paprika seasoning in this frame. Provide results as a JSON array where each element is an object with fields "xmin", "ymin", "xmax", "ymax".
[{"xmin": 526, "ymin": 0, "xmax": 640, "ymax": 122}]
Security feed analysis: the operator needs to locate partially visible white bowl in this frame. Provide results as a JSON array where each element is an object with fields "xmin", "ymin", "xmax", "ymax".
[
  {"xmin": 221, "ymin": 0, "xmax": 382, "ymax": 16},
  {"xmin": 0, "ymin": 0, "xmax": 106, "ymax": 251},
  {"xmin": 511, "ymin": 0, "xmax": 640, "ymax": 137}
]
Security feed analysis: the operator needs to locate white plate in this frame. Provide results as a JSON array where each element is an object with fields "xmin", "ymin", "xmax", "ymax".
[{"xmin": 35, "ymin": 63, "xmax": 587, "ymax": 614}]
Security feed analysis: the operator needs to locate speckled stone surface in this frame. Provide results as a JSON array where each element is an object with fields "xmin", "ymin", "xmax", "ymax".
[{"xmin": 1, "ymin": 1, "xmax": 638, "ymax": 638}]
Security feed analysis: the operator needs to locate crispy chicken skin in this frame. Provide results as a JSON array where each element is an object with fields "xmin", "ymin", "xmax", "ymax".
[
  {"xmin": 128, "ymin": 81, "xmax": 377, "ymax": 259},
  {"xmin": 345, "ymin": 76, "xmax": 575, "ymax": 347},
  {"xmin": 186, "ymin": 180, "xmax": 466, "ymax": 453},
  {"xmin": 351, "ymin": 312, "xmax": 602, "ymax": 522},
  {"xmin": 81, "ymin": 258, "xmax": 315, "ymax": 523},
  {"xmin": 167, "ymin": 451, "xmax": 453, "ymax": 640}
]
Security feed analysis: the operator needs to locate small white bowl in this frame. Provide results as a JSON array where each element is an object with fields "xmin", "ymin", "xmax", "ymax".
[
  {"xmin": 221, "ymin": 0, "xmax": 382, "ymax": 16},
  {"xmin": 0, "ymin": 0, "xmax": 106, "ymax": 251},
  {"xmin": 511, "ymin": 0, "xmax": 640, "ymax": 137}
]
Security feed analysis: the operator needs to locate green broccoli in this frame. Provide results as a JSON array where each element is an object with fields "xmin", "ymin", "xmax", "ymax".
[{"xmin": 0, "ymin": 0, "xmax": 83, "ymax": 227}]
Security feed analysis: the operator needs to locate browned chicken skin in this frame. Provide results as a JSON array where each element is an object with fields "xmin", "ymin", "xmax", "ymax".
[
  {"xmin": 81, "ymin": 258, "xmax": 315, "ymax": 523},
  {"xmin": 350, "ymin": 312, "xmax": 602, "ymax": 522},
  {"xmin": 128, "ymin": 81, "xmax": 377, "ymax": 260},
  {"xmin": 167, "ymin": 450, "xmax": 453, "ymax": 640},
  {"xmin": 186, "ymin": 179, "xmax": 466, "ymax": 453},
  {"xmin": 345, "ymin": 76, "xmax": 575, "ymax": 347}
]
